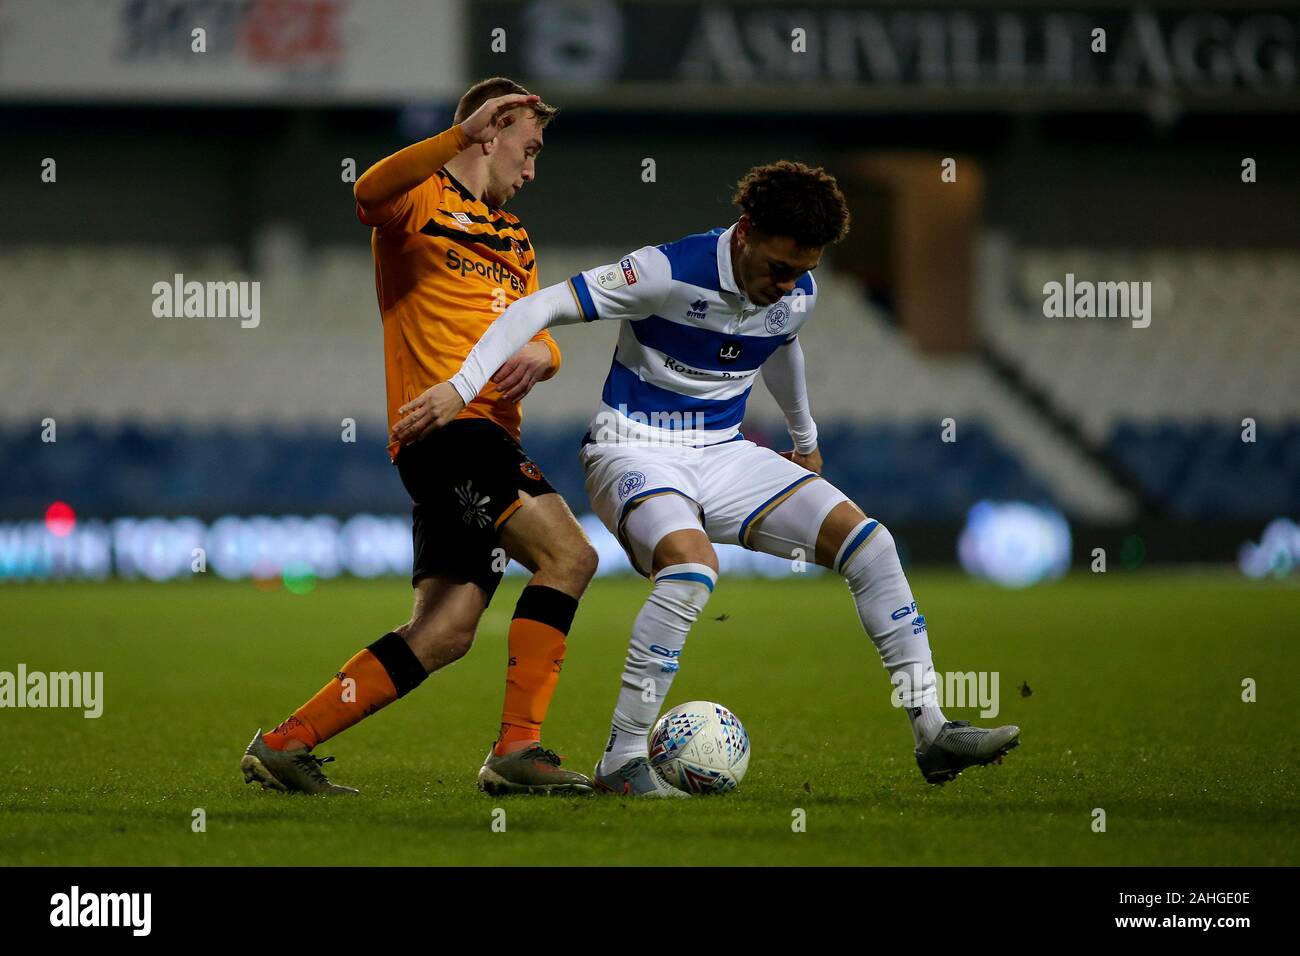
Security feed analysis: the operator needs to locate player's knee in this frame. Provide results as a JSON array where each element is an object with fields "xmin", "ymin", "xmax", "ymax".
[
  {"xmin": 540, "ymin": 535, "xmax": 598, "ymax": 591},
  {"xmin": 400, "ymin": 618, "xmax": 475, "ymax": 670},
  {"xmin": 570, "ymin": 539, "xmax": 600, "ymax": 586},
  {"xmin": 430, "ymin": 627, "xmax": 476, "ymax": 668},
  {"xmin": 652, "ymin": 532, "xmax": 718, "ymax": 576},
  {"xmin": 814, "ymin": 498, "xmax": 869, "ymax": 567}
]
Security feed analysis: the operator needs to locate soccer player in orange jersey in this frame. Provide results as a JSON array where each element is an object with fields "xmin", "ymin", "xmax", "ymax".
[{"xmin": 240, "ymin": 78, "xmax": 597, "ymax": 796}]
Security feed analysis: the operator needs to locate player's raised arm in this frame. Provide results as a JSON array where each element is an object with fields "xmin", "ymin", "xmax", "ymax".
[{"xmin": 354, "ymin": 93, "xmax": 540, "ymax": 224}]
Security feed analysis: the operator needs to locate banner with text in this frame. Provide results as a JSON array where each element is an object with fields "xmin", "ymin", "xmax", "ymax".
[
  {"xmin": 468, "ymin": 1, "xmax": 1299, "ymax": 108},
  {"xmin": 0, "ymin": 0, "xmax": 463, "ymax": 103}
]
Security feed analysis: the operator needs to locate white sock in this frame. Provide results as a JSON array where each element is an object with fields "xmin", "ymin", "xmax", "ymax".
[
  {"xmin": 599, "ymin": 563, "xmax": 716, "ymax": 775},
  {"xmin": 837, "ymin": 519, "xmax": 947, "ymax": 748}
]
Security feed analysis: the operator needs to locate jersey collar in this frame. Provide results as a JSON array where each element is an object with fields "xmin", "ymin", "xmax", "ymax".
[
  {"xmin": 716, "ymin": 222, "xmax": 746, "ymax": 300},
  {"xmin": 442, "ymin": 168, "xmax": 506, "ymax": 214}
]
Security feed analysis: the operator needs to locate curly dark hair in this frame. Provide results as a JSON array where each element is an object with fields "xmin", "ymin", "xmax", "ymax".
[{"xmin": 732, "ymin": 161, "xmax": 850, "ymax": 249}]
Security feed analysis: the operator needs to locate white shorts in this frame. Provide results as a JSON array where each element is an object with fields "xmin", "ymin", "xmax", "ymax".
[{"xmin": 580, "ymin": 437, "xmax": 848, "ymax": 575}]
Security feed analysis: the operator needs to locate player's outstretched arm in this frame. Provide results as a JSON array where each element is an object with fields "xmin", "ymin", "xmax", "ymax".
[
  {"xmin": 354, "ymin": 93, "xmax": 540, "ymax": 223},
  {"xmin": 762, "ymin": 337, "xmax": 822, "ymax": 473},
  {"xmin": 389, "ymin": 282, "xmax": 582, "ymax": 446},
  {"xmin": 489, "ymin": 339, "xmax": 555, "ymax": 404},
  {"xmin": 392, "ymin": 246, "xmax": 668, "ymax": 445}
]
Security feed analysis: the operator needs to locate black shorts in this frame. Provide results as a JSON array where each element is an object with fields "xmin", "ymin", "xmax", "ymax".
[{"xmin": 395, "ymin": 417, "xmax": 556, "ymax": 600}]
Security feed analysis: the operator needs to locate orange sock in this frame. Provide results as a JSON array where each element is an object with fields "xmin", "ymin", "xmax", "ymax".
[
  {"xmin": 264, "ymin": 633, "xmax": 428, "ymax": 751},
  {"xmin": 496, "ymin": 585, "xmax": 577, "ymax": 756},
  {"xmin": 496, "ymin": 720, "xmax": 543, "ymax": 754}
]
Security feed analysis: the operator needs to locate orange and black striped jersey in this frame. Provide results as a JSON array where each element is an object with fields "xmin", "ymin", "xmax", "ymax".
[{"xmin": 362, "ymin": 165, "xmax": 560, "ymax": 460}]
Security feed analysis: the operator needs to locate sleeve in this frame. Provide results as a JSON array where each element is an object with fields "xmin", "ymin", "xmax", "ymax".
[
  {"xmin": 564, "ymin": 246, "xmax": 672, "ymax": 323},
  {"xmin": 357, "ymin": 179, "xmax": 431, "ymax": 233},
  {"xmin": 449, "ymin": 282, "xmax": 584, "ymax": 405},
  {"xmin": 525, "ymin": 255, "xmax": 562, "ymax": 380},
  {"xmin": 761, "ymin": 333, "xmax": 818, "ymax": 455},
  {"xmin": 782, "ymin": 271, "xmax": 817, "ymax": 343},
  {"xmin": 354, "ymin": 125, "xmax": 468, "ymax": 230}
]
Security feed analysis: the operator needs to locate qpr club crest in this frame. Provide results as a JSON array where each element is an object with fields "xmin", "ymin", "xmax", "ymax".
[
  {"xmin": 764, "ymin": 300, "xmax": 790, "ymax": 335},
  {"xmin": 617, "ymin": 471, "xmax": 646, "ymax": 500}
]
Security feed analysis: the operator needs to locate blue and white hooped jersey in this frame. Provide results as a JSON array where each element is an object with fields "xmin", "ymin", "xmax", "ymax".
[{"xmin": 566, "ymin": 223, "xmax": 817, "ymax": 447}]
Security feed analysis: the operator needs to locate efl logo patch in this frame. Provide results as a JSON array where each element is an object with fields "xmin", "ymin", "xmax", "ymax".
[
  {"xmin": 620, "ymin": 257, "xmax": 639, "ymax": 286},
  {"xmin": 520, "ymin": 460, "xmax": 543, "ymax": 482},
  {"xmin": 617, "ymin": 470, "xmax": 647, "ymax": 499},
  {"xmin": 596, "ymin": 266, "xmax": 625, "ymax": 291}
]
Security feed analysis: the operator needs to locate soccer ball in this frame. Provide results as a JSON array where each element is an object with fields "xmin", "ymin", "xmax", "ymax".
[{"xmin": 648, "ymin": 700, "xmax": 750, "ymax": 794}]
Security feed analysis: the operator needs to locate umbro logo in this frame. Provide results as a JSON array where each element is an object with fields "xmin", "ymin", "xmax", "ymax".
[
  {"xmin": 687, "ymin": 298, "xmax": 708, "ymax": 319},
  {"xmin": 718, "ymin": 340, "xmax": 743, "ymax": 363}
]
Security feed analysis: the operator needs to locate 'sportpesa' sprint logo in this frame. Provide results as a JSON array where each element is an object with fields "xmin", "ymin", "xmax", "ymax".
[{"xmin": 445, "ymin": 248, "xmax": 526, "ymax": 294}]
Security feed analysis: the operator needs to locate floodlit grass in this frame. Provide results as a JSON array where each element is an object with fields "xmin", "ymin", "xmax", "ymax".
[{"xmin": 1, "ymin": 572, "xmax": 1295, "ymax": 865}]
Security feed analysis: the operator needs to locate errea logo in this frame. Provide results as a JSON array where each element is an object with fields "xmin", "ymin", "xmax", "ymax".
[{"xmin": 686, "ymin": 298, "xmax": 708, "ymax": 319}]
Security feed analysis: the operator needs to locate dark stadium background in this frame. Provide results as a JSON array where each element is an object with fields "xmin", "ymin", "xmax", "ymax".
[{"xmin": 2, "ymin": 0, "xmax": 1297, "ymax": 581}]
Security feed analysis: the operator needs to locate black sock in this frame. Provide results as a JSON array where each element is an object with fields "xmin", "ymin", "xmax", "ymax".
[
  {"xmin": 366, "ymin": 632, "xmax": 428, "ymax": 698},
  {"xmin": 512, "ymin": 585, "xmax": 579, "ymax": 634}
]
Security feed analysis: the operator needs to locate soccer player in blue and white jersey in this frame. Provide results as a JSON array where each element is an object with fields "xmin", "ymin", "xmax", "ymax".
[{"xmin": 392, "ymin": 161, "xmax": 1020, "ymax": 790}]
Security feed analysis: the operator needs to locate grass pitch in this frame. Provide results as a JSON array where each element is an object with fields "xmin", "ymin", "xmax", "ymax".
[{"xmin": 1, "ymin": 571, "xmax": 1296, "ymax": 866}]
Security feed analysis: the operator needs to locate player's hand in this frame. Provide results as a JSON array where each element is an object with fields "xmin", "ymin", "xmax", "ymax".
[
  {"xmin": 459, "ymin": 93, "xmax": 540, "ymax": 145},
  {"xmin": 780, "ymin": 446, "xmax": 823, "ymax": 474},
  {"xmin": 491, "ymin": 340, "xmax": 553, "ymax": 403},
  {"xmin": 392, "ymin": 382, "xmax": 465, "ymax": 445}
]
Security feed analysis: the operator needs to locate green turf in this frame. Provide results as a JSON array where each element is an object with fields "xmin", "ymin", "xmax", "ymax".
[{"xmin": 1, "ymin": 572, "xmax": 1296, "ymax": 866}]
